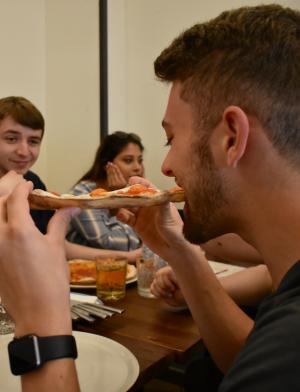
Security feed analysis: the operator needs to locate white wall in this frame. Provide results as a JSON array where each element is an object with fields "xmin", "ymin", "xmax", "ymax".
[
  {"xmin": 0, "ymin": 0, "xmax": 99, "ymax": 192},
  {"xmin": 1, "ymin": 1, "xmax": 299, "ymax": 192},
  {"xmin": 0, "ymin": 0, "xmax": 47, "ymax": 175},
  {"xmin": 107, "ymin": 0, "xmax": 128, "ymax": 132},
  {"xmin": 108, "ymin": 0, "xmax": 300, "ymax": 190},
  {"xmin": 44, "ymin": 0, "xmax": 100, "ymax": 192}
]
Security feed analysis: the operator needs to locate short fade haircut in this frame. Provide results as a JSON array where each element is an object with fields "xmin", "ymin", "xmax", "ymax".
[
  {"xmin": 154, "ymin": 4, "xmax": 300, "ymax": 166},
  {"xmin": 0, "ymin": 96, "xmax": 45, "ymax": 136}
]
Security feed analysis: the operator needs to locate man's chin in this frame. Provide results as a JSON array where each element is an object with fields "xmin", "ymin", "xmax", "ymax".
[{"xmin": 8, "ymin": 167, "xmax": 29, "ymax": 176}]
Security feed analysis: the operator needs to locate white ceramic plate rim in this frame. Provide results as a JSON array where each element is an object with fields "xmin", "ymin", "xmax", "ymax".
[
  {"xmin": 0, "ymin": 331, "xmax": 139, "ymax": 392},
  {"xmin": 70, "ymin": 276, "xmax": 137, "ymax": 290}
]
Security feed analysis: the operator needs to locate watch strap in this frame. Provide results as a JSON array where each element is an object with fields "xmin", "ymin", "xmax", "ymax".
[
  {"xmin": 8, "ymin": 334, "xmax": 77, "ymax": 375},
  {"xmin": 38, "ymin": 335, "xmax": 77, "ymax": 363}
]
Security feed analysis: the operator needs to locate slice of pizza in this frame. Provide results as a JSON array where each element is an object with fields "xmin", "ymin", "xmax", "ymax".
[
  {"xmin": 29, "ymin": 184, "xmax": 185, "ymax": 210},
  {"xmin": 69, "ymin": 259, "xmax": 137, "ymax": 285},
  {"xmin": 69, "ymin": 260, "xmax": 97, "ymax": 285}
]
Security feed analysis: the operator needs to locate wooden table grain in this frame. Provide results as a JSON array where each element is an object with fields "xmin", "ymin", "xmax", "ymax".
[{"xmin": 73, "ymin": 284, "xmax": 201, "ymax": 390}]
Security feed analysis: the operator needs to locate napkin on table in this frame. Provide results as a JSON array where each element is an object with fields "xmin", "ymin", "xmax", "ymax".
[{"xmin": 70, "ymin": 292, "xmax": 99, "ymax": 304}]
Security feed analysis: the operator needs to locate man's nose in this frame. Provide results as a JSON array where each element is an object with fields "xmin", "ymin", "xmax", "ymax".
[
  {"xmin": 16, "ymin": 141, "xmax": 30, "ymax": 156},
  {"xmin": 161, "ymin": 154, "xmax": 174, "ymax": 177}
]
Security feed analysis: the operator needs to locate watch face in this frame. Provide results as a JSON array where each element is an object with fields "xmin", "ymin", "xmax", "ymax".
[{"xmin": 8, "ymin": 335, "xmax": 40, "ymax": 375}]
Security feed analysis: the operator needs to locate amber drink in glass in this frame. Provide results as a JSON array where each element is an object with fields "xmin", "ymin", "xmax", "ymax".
[{"xmin": 96, "ymin": 258, "xmax": 127, "ymax": 301}]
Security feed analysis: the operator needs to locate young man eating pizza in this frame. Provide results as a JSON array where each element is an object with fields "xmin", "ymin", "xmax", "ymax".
[{"xmin": 118, "ymin": 4, "xmax": 300, "ymax": 391}]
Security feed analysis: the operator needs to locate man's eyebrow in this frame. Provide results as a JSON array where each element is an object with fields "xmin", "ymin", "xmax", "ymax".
[
  {"xmin": 4, "ymin": 129, "xmax": 41, "ymax": 135},
  {"xmin": 3, "ymin": 130, "xmax": 42, "ymax": 140},
  {"xmin": 3, "ymin": 130, "xmax": 20, "ymax": 134}
]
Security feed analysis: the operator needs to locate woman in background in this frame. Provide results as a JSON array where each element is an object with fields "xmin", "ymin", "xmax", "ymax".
[{"xmin": 67, "ymin": 131, "xmax": 143, "ymax": 253}]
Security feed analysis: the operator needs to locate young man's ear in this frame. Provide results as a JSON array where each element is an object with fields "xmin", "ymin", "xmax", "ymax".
[{"xmin": 221, "ymin": 106, "xmax": 250, "ymax": 168}]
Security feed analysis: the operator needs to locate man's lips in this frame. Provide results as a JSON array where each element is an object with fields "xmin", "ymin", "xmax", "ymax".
[
  {"xmin": 11, "ymin": 161, "xmax": 31, "ymax": 166},
  {"xmin": 175, "ymin": 178, "xmax": 183, "ymax": 188}
]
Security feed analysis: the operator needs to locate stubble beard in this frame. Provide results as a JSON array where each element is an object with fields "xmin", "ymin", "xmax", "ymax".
[{"xmin": 182, "ymin": 137, "xmax": 228, "ymax": 245}]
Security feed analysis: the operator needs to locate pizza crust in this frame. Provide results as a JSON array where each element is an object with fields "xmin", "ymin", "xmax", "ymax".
[{"xmin": 29, "ymin": 185, "xmax": 184, "ymax": 210}]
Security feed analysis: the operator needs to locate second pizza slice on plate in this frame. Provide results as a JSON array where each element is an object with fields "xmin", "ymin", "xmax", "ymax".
[{"xmin": 69, "ymin": 259, "xmax": 137, "ymax": 285}]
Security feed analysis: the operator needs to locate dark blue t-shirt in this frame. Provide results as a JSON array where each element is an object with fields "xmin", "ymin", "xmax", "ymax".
[
  {"xmin": 24, "ymin": 171, "xmax": 54, "ymax": 234},
  {"xmin": 220, "ymin": 260, "xmax": 300, "ymax": 391}
]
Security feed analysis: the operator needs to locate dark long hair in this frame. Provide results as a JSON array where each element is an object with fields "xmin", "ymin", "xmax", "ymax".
[{"xmin": 79, "ymin": 131, "xmax": 144, "ymax": 184}]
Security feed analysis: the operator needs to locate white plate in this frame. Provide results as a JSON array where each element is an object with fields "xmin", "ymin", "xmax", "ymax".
[
  {"xmin": 126, "ymin": 276, "xmax": 138, "ymax": 285},
  {"xmin": 0, "ymin": 331, "xmax": 139, "ymax": 392},
  {"xmin": 70, "ymin": 276, "xmax": 137, "ymax": 290},
  {"xmin": 208, "ymin": 260, "xmax": 245, "ymax": 277}
]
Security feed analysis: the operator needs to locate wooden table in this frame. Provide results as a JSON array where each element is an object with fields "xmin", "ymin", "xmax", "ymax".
[{"xmin": 73, "ymin": 284, "xmax": 202, "ymax": 390}]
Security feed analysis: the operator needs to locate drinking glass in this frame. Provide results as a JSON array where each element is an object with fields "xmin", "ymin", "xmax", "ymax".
[
  {"xmin": 136, "ymin": 246, "xmax": 167, "ymax": 298},
  {"xmin": 96, "ymin": 257, "xmax": 127, "ymax": 301}
]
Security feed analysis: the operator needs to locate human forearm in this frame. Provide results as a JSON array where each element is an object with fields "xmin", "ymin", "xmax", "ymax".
[
  {"xmin": 165, "ymin": 241, "xmax": 254, "ymax": 373},
  {"xmin": 65, "ymin": 241, "xmax": 140, "ymax": 262},
  {"xmin": 14, "ymin": 287, "xmax": 79, "ymax": 391},
  {"xmin": 119, "ymin": 201, "xmax": 254, "ymax": 370},
  {"xmin": 21, "ymin": 359, "xmax": 79, "ymax": 392},
  {"xmin": 0, "ymin": 182, "xmax": 80, "ymax": 392},
  {"xmin": 153, "ymin": 264, "xmax": 272, "ymax": 309},
  {"xmin": 13, "ymin": 272, "xmax": 79, "ymax": 392},
  {"xmin": 219, "ymin": 264, "xmax": 272, "ymax": 307},
  {"xmin": 18, "ymin": 323, "xmax": 79, "ymax": 392}
]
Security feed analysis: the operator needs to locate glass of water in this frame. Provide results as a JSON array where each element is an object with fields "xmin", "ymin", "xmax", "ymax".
[{"xmin": 136, "ymin": 245, "xmax": 167, "ymax": 298}]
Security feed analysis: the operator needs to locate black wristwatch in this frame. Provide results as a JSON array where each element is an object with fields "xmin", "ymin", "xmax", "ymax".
[{"xmin": 8, "ymin": 335, "xmax": 77, "ymax": 375}]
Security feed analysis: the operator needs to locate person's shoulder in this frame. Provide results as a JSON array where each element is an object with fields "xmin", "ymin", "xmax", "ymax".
[{"xmin": 24, "ymin": 171, "xmax": 47, "ymax": 190}]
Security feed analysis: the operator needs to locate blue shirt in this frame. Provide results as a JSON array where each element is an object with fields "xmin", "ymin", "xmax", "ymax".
[{"xmin": 66, "ymin": 180, "xmax": 141, "ymax": 251}]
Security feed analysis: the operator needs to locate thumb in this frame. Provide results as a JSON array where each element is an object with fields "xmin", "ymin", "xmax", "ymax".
[
  {"xmin": 158, "ymin": 202, "xmax": 175, "ymax": 224},
  {"xmin": 117, "ymin": 208, "xmax": 136, "ymax": 226},
  {"xmin": 46, "ymin": 207, "xmax": 81, "ymax": 243},
  {"xmin": 159, "ymin": 202, "xmax": 183, "ymax": 226}
]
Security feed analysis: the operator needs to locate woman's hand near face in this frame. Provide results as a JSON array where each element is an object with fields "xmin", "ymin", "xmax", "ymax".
[{"xmin": 106, "ymin": 161, "xmax": 127, "ymax": 190}]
